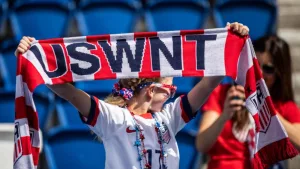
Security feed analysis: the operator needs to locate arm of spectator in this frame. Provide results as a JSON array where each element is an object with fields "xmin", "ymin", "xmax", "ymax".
[
  {"xmin": 15, "ymin": 36, "xmax": 92, "ymax": 118},
  {"xmin": 277, "ymin": 113, "xmax": 300, "ymax": 150},
  {"xmin": 196, "ymin": 85, "xmax": 245, "ymax": 152}
]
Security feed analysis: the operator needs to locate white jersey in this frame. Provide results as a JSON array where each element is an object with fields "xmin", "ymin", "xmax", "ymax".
[{"xmin": 79, "ymin": 95, "xmax": 194, "ymax": 169}]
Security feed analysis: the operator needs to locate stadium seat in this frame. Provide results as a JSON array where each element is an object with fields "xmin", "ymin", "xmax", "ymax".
[
  {"xmin": 54, "ymin": 90, "xmax": 109, "ymax": 127},
  {"xmin": 0, "ymin": 53, "xmax": 10, "ymax": 92},
  {"xmin": 176, "ymin": 129, "xmax": 199, "ymax": 169},
  {"xmin": 0, "ymin": 41, "xmax": 17, "ymax": 92},
  {"xmin": 76, "ymin": 0, "xmax": 142, "ymax": 35},
  {"xmin": 145, "ymin": 0, "xmax": 210, "ymax": 31},
  {"xmin": 55, "ymin": 100, "xmax": 85, "ymax": 127},
  {"xmin": 0, "ymin": 91, "xmax": 54, "ymax": 130},
  {"xmin": 45, "ymin": 126, "xmax": 105, "ymax": 169},
  {"xmin": 213, "ymin": 0, "xmax": 277, "ymax": 40},
  {"xmin": 0, "ymin": 0, "xmax": 7, "ymax": 27},
  {"xmin": 75, "ymin": 80, "xmax": 118, "ymax": 96},
  {"xmin": 181, "ymin": 110, "xmax": 202, "ymax": 133},
  {"xmin": 0, "ymin": 92, "xmax": 16, "ymax": 123},
  {"xmin": 173, "ymin": 77, "xmax": 199, "ymax": 95},
  {"xmin": 10, "ymin": 0, "xmax": 74, "ymax": 40}
]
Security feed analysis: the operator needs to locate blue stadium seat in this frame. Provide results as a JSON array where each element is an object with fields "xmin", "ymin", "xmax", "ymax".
[
  {"xmin": 45, "ymin": 127, "xmax": 105, "ymax": 169},
  {"xmin": 75, "ymin": 80, "xmax": 118, "ymax": 95},
  {"xmin": 145, "ymin": 0, "xmax": 210, "ymax": 31},
  {"xmin": 176, "ymin": 129, "xmax": 199, "ymax": 169},
  {"xmin": 181, "ymin": 110, "xmax": 202, "ymax": 133},
  {"xmin": 0, "ymin": 41, "xmax": 17, "ymax": 92},
  {"xmin": 0, "ymin": 91, "xmax": 54, "ymax": 130},
  {"xmin": 0, "ymin": 92, "xmax": 15, "ymax": 122},
  {"xmin": 213, "ymin": 0, "xmax": 277, "ymax": 40},
  {"xmin": 55, "ymin": 101, "xmax": 84, "ymax": 127},
  {"xmin": 0, "ymin": 53, "xmax": 10, "ymax": 92},
  {"xmin": 54, "ymin": 92, "xmax": 109, "ymax": 127},
  {"xmin": 76, "ymin": 0, "xmax": 142, "ymax": 35},
  {"xmin": 0, "ymin": 0, "xmax": 7, "ymax": 27},
  {"xmin": 173, "ymin": 77, "xmax": 199, "ymax": 94},
  {"xmin": 0, "ymin": 40, "xmax": 51, "ymax": 95},
  {"xmin": 10, "ymin": 0, "xmax": 74, "ymax": 40}
]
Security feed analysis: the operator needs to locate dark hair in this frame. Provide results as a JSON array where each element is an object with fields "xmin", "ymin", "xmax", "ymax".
[{"xmin": 253, "ymin": 35, "xmax": 294, "ymax": 102}]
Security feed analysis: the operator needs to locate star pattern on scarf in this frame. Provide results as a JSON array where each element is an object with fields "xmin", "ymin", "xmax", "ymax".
[{"xmin": 246, "ymin": 86, "xmax": 252, "ymax": 95}]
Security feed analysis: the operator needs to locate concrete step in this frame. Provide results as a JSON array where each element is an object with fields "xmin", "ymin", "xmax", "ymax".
[
  {"xmin": 288, "ymin": 155, "xmax": 300, "ymax": 169},
  {"xmin": 278, "ymin": 29, "xmax": 300, "ymax": 72},
  {"xmin": 278, "ymin": 0, "xmax": 300, "ymax": 28},
  {"xmin": 292, "ymin": 72, "xmax": 300, "ymax": 104}
]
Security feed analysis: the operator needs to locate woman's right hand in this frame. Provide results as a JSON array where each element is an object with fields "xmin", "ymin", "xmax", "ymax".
[
  {"xmin": 222, "ymin": 85, "xmax": 245, "ymax": 120},
  {"xmin": 14, "ymin": 36, "xmax": 36, "ymax": 57}
]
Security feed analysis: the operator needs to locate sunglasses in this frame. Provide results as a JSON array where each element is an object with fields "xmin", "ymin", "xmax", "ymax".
[
  {"xmin": 262, "ymin": 64, "xmax": 276, "ymax": 74},
  {"xmin": 154, "ymin": 83, "xmax": 177, "ymax": 98}
]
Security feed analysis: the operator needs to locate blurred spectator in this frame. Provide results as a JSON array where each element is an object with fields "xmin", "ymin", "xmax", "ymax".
[{"xmin": 196, "ymin": 35, "xmax": 300, "ymax": 169}]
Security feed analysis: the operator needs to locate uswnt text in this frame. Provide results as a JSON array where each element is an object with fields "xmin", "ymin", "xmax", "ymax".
[{"xmin": 30, "ymin": 35, "xmax": 217, "ymax": 78}]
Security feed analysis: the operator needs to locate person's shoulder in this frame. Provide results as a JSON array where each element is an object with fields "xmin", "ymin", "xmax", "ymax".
[
  {"xmin": 281, "ymin": 100, "xmax": 300, "ymax": 110},
  {"xmin": 275, "ymin": 100, "xmax": 300, "ymax": 114},
  {"xmin": 211, "ymin": 84, "xmax": 231, "ymax": 96}
]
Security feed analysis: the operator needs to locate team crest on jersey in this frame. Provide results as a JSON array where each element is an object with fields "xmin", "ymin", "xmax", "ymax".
[
  {"xmin": 159, "ymin": 122, "xmax": 171, "ymax": 144},
  {"xmin": 14, "ymin": 122, "xmax": 23, "ymax": 164}
]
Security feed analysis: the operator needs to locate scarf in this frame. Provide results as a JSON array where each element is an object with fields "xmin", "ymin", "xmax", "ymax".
[{"xmin": 13, "ymin": 28, "xmax": 298, "ymax": 169}]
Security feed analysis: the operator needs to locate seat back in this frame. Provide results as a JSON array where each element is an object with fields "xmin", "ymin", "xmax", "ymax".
[
  {"xmin": 0, "ymin": 42, "xmax": 17, "ymax": 92},
  {"xmin": 10, "ymin": 0, "xmax": 73, "ymax": 40},
  {"xmin": 145, "ymin": 0, "xmax": 209, "ymax": 31},
  {"xmin": 75, "ymin": 79, "xmax": 118, "ymax": 95},
  {"xmin": 45, "ymin": 127, "xmax": 105, "ymax": 169},
  {"xmin": 176, "ymin": 130, "xmax": 198, "ymax": 169},
  {"xmin": 0, "ymin": 0, "xmax": 7, "ymax": 27},
  {"xmin": 55, "ymin": 101, "xmax": 83, "ymax": 127},
  {"xmin": 76, "ymin": 0, "xmax": 141, "ymax": 35},
  {"xmin": 213, "ymin": 0, "xmax": 277, "ymax": 40},
  {"xmin": 173, "ymin": 77, "xmax": 198, "ymax": 95},
  {"xmin": 0, "ymin": 92, "xmax": 16, "ymax": 122}
]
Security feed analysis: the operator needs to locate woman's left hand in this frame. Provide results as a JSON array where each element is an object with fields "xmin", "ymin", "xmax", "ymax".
[{"xmin": 226, "ymin": 22, "xmax": 249, "ymax": 36}]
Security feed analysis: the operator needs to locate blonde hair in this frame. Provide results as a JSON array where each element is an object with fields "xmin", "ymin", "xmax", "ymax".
[{"xmin": 104, "ymin": 78, "xmax": 164, "ymax": 107}]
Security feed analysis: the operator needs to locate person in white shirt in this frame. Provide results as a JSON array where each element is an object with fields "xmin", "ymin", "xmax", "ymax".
[{"xmin": 15, "ymin": 22, "xmax": 249, "ymax": 169}]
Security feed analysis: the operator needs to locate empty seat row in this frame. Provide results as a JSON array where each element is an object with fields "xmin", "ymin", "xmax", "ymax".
[{"xmin": 0, "ymin": 0, "xmax": 277, "ymax": 40}]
